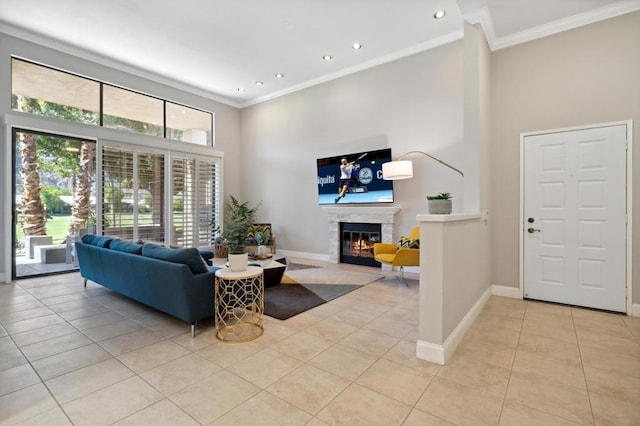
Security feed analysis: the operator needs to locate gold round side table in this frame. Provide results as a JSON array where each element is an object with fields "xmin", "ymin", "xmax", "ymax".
[{"xmin": 214, "ymin": 266, "xmax": 264, "ymax": 342}]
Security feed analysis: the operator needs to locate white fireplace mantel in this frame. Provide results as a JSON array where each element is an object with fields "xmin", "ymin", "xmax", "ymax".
[{"xmin": 323, "ymin": 207, "xmax": 400, "ymax": 264}]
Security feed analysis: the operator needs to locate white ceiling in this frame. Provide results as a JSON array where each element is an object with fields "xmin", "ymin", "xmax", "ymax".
[{"xmin": 1, "ymin": 0, "xmax": 638, "ymax": 108}]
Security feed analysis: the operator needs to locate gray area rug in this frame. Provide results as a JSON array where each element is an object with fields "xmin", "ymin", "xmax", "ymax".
[
  {"xmin": 284, "ymin": 262, "xmax": 322, "ymax": 271},
  {"xmin": 264, "ymin": 264, "xmax": 382, "ymax": 320}
]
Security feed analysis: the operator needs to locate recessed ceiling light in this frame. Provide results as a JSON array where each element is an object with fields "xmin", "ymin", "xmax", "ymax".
[
  {"xmin": 434, "ymin": 10, "xmax": 446, "ymax": 19},
  {"xmin": 323, "ymin": 55, "xmax": 332, "ymax": 61},
  {"xmin": 352, "ymin": 42, "xmax": 362, "ymax": 50},
  {"xmin": 275, "ymin": 73, "xmax": 285, "ymax": 79},
  {"xmin": 255, "ymin": 81, "xmax": 264, "ymax": 86},
  {"xmin": 237, "ymin": 87, "xmax": 245, "ymax": 92}
]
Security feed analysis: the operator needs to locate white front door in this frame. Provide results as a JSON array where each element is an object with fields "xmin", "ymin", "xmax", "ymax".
[{"xmin": 523, "ymin": 124, "xmax": 627, "ymax": 312}]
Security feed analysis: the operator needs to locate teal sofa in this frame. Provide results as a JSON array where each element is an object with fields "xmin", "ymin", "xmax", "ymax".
[{"xmin": 76, "ymin": 236, "xmax": 220, "ymax": 337}]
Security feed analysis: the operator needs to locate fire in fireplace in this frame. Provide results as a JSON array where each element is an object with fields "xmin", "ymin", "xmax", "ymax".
[{"xmin": 340, "ymin": 222, "xmax": 382, "ymax": 267}]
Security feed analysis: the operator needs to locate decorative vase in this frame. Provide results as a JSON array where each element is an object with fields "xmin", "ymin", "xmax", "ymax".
[
  {"xmin": 228, "ymin": 253, "xmax": 248, "ymax": 272},
  {"xmin": 428, "ymin": 199, "xmax": 452, "ymax": 214}
]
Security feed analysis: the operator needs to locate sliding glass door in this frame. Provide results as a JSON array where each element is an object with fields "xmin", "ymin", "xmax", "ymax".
[{"xmin": 13, "ymin": 129, "xmax": 96, "ymax": 279}]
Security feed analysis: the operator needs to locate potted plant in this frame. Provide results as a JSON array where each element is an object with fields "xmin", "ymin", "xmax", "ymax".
[
  {"xmin": 223, "ymin": 195, "xmax": 260, "ymax": 271},
  {"xmin": 427, "ymin": 192, "xmax": 453, "ymax": 214}
]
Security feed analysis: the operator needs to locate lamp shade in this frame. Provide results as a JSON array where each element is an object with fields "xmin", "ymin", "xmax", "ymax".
[{"xmin": 382, "ymin": 160, "xmax": 413, "ymax": 180}]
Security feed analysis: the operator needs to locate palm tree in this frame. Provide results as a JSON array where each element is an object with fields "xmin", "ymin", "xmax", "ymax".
[
  {"xmin": 68, "ymin": 141, "xmax": 96, "ymax": 235},
  {"xmin": 19, "ymin": 132, "xmax": 46, "ymax": 236}
]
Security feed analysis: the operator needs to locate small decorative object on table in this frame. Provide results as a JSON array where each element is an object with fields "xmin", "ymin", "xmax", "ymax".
[
  {"xmin": 249, "ymin": 253, "xmax": 272, "ymax": 261},
  {"xmin": 211, "ymin": 224, "xmax": 228, "ymax": 258},
  {"xmin": 427, "ymin": 192, "xmax": 453, "ymax": 214}
]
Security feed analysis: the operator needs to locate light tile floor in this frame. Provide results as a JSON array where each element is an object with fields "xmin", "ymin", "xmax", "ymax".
[{"xmin": 1, "ymin": 261, "xmax": 639, "ymax": 425}]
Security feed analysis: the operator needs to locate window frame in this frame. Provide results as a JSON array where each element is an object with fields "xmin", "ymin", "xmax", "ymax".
[{"xmin": 11, "ymin": 57, "xmax": 215, "ymax": 146}]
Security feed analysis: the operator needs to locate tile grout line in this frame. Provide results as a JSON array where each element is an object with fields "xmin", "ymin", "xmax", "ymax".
[{"xmin": 494, "ymin": 299, "xmax": 526, "ymax": 425}]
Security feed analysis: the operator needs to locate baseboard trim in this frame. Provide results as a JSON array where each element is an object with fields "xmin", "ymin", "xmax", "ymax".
[
  {"xmin": 416, "ymin": 285, "xmax": 492, "ymax": 365},
  {"xmin": 416, "ymin": 340, "xmax": 446, "ymax": 365},
  {"xmin": 632, "ymin": 303, "xmax": 640, "ymax": 317},
  {"xmin": 491, "ymin": 285, "xmax": 520, "ymax": 299}
]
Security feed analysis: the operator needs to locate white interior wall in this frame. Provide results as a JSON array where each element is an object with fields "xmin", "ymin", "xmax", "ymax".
[
  {"xmin": 490, "ymin": 11, "xmax": 640, "ymax": 302},
  {"xmin": 240, "ymin": 42, "xmax": 465, "ymax": 256}
]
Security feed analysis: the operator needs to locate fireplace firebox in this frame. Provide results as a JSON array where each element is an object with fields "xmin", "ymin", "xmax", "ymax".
[{"xmin": 340, "ymin": 222, "xmax": 381, "ymax": 267}]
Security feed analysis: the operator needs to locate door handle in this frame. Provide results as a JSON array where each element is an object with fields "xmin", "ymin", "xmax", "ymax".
[{"xmin": 527, "ymin": 227, "xmax": 541, "ymax": 234}]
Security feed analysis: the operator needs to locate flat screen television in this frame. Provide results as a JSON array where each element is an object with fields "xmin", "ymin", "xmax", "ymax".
[{"xmin": 317, "ymin": 148, "xmax": 394, "ymax": 205}]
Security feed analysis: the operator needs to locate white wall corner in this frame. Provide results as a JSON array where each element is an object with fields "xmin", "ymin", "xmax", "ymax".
[
  {"xmin": 416, "ymin": 340, "xmax": 445, "ymax": 365},
  {"xmin": 632, "ymin": 303, "xmax": 640, "ymax": 317},
  {"xmin": 463, "ymin": 6, "xmax": 497, "ymax": 51},
  {"xmin": 417, "ymin": 285, "xmax": 492, "ymax": 365},
  {"xmin": 491, "ymin": 284, "xmax": 521, "ymax": 299},
  {"xmin": 0, "ymin": 273, "xmax": 6, "ymax": 284}
]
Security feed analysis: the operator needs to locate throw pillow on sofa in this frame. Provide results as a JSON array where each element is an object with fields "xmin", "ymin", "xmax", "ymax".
[
  {"xmin": 81, "ymin": 234, "xmax": 95, "ymax": 245},
  {"xmin": 81, "ymin": 234, "xmax": 114, "ymax": 248},
  {"xmin": 110, "ymin": 239, "xmax": 143, "ymax": 255},
  {"xmin": 141, "ymin": 243, "xmax": 209, "ymax": 274}
]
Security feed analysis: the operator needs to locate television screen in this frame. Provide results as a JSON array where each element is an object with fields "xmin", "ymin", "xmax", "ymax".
[{"xmin": 317, "ymin": 148, "xmax": 394, "ymax": 205}]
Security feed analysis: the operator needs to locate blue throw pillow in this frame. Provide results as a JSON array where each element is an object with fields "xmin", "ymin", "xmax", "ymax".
[
  {"xmin": 80, "ymin": 234, "xmax": 113, "ymax": 248},
  {"xmin": 142, "ymin": 243, "xmax": 209, "ymax": 274},
  {"xmin": 81, "ymin": 234, "xmax": 95, "ymax": 245},
  {"xmin": 92, "ymin": 236, "xmax": 114, "ymax": 248},
  {"xmin": 110, "ymin": 239, "xmax": 143, "ymax": 255}
]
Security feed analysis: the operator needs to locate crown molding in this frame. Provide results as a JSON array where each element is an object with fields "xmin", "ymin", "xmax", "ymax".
[
  {"xmin": 466, "ymin": 0, "xmax": 640, "ymax": 51},
  {"xmin": 240, "ymin": 30, "xmax": 464, "ymax": 108}
]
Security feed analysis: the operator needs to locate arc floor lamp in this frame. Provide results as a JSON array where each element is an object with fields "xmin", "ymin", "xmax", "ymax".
[{"xmin": 381, "ymin": 150, "xmax": 464, "ymax": 180}]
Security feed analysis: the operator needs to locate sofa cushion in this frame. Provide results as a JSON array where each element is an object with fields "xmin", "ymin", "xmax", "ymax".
[
  {"xmin": 81, "ymin": 234, "xmax": 95, "ymax": 245},
  {"xmin": 81, "ymin": 234, "xmax": 114, "ymax": 248},
  {"xmin": 110, "ymin": 239, "xmax": 143, "ymax": 255},
  {"xmin": 198, "ymin": 249, "xmax": 214, "ymax": 266},
  {"xmin": 94, "ymin": 236, "xmax": 114, "ymax": 248},
  {"xmin": 142, "ymin": 243, "xmax": 209, "ymax": 274}
]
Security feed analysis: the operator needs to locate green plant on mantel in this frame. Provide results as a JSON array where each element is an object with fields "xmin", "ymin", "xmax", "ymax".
[{"xmin": 427, "ymin": 192, "xmax": 452, "ymax": 200}]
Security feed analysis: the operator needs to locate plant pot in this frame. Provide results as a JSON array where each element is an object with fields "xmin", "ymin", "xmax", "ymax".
[
  {"xmin": 428, "ymin": 199, "xmax": 452, "ymax": 214},
  {"xmin": 228, "ymin": 253, "xmax": 248, "ymax": 272}
]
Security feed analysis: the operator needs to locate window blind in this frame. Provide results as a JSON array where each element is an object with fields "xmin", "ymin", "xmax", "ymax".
[{"xmin": 171, "ymin": 155, "xmax": 220, "ymax": 248}]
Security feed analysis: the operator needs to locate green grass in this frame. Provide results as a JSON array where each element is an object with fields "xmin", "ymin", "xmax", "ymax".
[
  {"xmin": 16, "ymin": 214, "xmax": 71, "ymax": 245},
  {"xmin": 46, "ymin": 214, "xmax": 72, "ymax": 243},
  {"xmin": 16, "ymin": 212, "xmax": 192, "ymax": 246}
]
